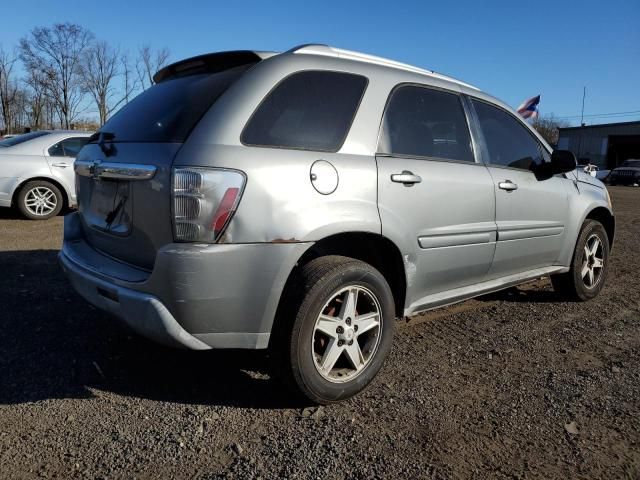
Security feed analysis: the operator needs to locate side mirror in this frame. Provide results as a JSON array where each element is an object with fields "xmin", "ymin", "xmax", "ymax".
[{"xmin": 551, "ymin": 149, "xmax": 577, "ymax": 175}]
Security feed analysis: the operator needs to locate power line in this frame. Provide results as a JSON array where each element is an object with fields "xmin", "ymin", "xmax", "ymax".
[{"xmin": 554, "ymin": 109, "xmax": 640, "ymax": 120}]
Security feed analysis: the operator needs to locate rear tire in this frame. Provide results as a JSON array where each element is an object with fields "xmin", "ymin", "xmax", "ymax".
[
  {"xmin": 271, "ymin": 255, "xmax": 395, "ymax": 404},
  {"xmin": 551, "ymin": 219, "xmax": 610, "ymax": 301},
  {"xmin": 17, "ymin": 180, "xmax": 63, "ymax": 220}
]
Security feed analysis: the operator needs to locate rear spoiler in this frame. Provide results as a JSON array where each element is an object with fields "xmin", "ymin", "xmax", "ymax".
[{"xmin": 153, "ymin": 50, "xmax": 276, "ymax": 83}]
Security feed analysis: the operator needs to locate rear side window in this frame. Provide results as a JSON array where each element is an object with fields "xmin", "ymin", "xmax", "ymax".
[
  {"xmin": 379, "ymin": 85, "xmax": 474, "ymax": 162},
  {"xmin": 98, "ymin": 64, "xmax": 255, "ymax": 143},
  {"xmin": 472, "ymin": 99, "xmax": 545, "ymax": 171},
  {"xmin": 48, "ymin": 137, "xmax": 90, "ymax": 157},
  {"xmin": 241, "ymin": 71, "xmax": 368, "ymax": 152}
]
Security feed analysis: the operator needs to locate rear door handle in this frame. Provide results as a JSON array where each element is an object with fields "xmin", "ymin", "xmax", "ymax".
[
  {"xmin": 498, "ymin": 180, "xmax": 518, "ymax": 191},
  {"xmin": 52, "ymin": 162, "xmax": 70, "ymax": 168},
  {"xmin": 391, "ymin": 171, "xmax": 422, "ymax": 186}
]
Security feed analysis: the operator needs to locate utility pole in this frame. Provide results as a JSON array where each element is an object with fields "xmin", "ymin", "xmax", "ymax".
[
  {"xmin": 577, "ymin": 87, "xmax": 587, "ymax": 162},
  {"xmin": 580, "ymin": 86, "xmax": 586, "ymax": 126}
]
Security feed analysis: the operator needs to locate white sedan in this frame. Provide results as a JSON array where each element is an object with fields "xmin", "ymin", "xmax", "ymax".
[{"xmin": 0, "ymin": 131, "xmax": 92, "ymax": 219}]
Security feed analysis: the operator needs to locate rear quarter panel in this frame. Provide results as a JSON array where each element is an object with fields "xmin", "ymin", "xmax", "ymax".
[
  {"xmin": 0, "ymin": 154, "xmax": 53, "ymax": 207},
  {"xmin": 174, "ymin": 143, "xmax": 380, "ymax": 243}
]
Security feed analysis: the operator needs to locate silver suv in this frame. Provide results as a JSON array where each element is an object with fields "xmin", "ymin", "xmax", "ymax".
[{"xmin": 60, "ymin": 45, "xmax": 614, "ymax": 403}]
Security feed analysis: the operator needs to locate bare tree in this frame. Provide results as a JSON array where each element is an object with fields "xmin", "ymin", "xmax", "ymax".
[
  {"xmin": 532, "ymin": 114, "xmax": 570, "ymax": 147},
  {"xmin": 79, "ymin": 41, "xmax": 126, "ymax": 125},
  {"xmin": 136, "ymin": 45, "xmax": 170, "ymax": 90},
  {"xmin": 119, "ymin": 51, "xmax": 137, "ymax": 105},
  {"xmin": 0, "ymin": 46, "xmax": 19, "ymax": 133},
  {"xmin": 11, "ymin": 87, "xmax": 30, "ymax": 131},
  {"xmin": 19, "ymin": 23, "xmax": 94, "ymax": 129},
  {"xmin": 24, "ymin": 68, "xmax": 53, "ymax": 129}
]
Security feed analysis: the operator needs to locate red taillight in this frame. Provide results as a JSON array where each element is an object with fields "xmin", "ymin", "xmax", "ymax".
[
  {"xmin": 172, "ymin": 168, "xmax": 245, "ymax": 243},
  {"xmin": 212, "ymin": 187, "xmax": 240, "ymax": 237}
]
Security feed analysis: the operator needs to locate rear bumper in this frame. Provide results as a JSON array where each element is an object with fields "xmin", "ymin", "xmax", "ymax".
[
  {"xmin": 60, "ymin": 212, "xmax": 312, "ymax": 350},
  {"xmin": 60, "ymin": 253, "xmax": 211, "ymax": 350}
]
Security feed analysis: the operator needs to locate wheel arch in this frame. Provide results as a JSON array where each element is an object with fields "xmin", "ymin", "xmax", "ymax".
[
  {"xmin": 275, "ymin": 232, "xmax": 407, "ymax": 324},
  {"xmin": 12, "ymin": 176, "xmax": 71, "ymax": 210},
  {"xmin": 585, "ymin": 206, "xmax": 615, "ymax": 249}
]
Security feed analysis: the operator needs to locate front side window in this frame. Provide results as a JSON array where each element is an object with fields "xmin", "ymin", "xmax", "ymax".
[
  {"xmin": 48, "ymin": 137, "xmax": 90, "ymax": 157},
  {"xmin": 241, "ymin": 71, "xmax": 368, "ymax": 152},
  {"xmin": 379, "ymin": 85, "xmax": 474, "ymax": 162},
  {"xmin": 472, "ymin": 99, "xmax": 545, "ymax": 172}
]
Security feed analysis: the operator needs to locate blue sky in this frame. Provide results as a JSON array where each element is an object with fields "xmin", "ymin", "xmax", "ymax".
[{"xmin": 3, "ymin": 0, "xmax": 639, "ymax": 126}]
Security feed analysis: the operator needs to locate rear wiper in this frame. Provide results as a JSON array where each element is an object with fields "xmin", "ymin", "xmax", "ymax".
[{"xmin": 105, "ymin": 195, "xmax": 128, "ymax": 230}]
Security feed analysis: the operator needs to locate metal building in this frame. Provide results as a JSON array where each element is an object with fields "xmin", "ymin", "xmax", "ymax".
[{"xmin": 557, "ymin": 121, "xmax": 640, "ymax": 169}]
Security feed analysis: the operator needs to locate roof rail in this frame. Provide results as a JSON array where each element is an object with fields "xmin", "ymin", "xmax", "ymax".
[{"xmin": 289, "ymin": 44, "xmax": 479, "ymax": 91}]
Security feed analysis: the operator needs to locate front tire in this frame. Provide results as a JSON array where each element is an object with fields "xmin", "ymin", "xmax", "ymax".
[
  {"xmin": 551, "ymin": 219, "xmax": 610, "ymax": 301},
  {"xmin": 17, "ymin": 180, "xmax": 63, "ymax": 220},
  {"xmin": 273, "ymin": 256, "xmax": 395, "ymax": 404}
]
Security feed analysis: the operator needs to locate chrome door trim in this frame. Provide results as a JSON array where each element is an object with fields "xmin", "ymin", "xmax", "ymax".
[
  {"xmin": 418, "ymin": 231, "xmax": 496, "ymax": 249},
  {"xmin": 75, "ymin": 160, "xmax": 157, "ymax": 180}
]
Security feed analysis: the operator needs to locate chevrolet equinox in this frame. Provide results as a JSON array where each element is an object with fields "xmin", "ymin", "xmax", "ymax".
[{"xmin": 60, "ymin": 45, "xmax": 614, "ymax": 403}]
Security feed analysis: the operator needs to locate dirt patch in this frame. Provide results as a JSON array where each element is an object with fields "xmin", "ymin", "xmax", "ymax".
[{"xmin": 0, "ymin": 187, "xmax": 639, "ymax": 478}]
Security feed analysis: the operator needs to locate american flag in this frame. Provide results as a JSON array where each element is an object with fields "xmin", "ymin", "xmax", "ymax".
[{"xmin": 517, "ymin": 95, "xmax": 540, "ymax": 119}]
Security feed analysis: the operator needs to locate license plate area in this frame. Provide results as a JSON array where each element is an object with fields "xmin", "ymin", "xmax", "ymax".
[{"xmin": 84, "ymin": 179, "xmax": 132, "ymax": 236}]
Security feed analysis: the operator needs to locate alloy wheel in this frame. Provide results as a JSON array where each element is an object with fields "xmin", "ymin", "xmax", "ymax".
[
  {"xmin": 581, "ymin": 233, "xmax": 605, "ymax": 289},
  {"xmin": 311, "ymin": 285, "xmax": 382, "ymax": 383},
  {"xmin": 24, "ymin": 186, "xmax": 58, "ymax": 217}
]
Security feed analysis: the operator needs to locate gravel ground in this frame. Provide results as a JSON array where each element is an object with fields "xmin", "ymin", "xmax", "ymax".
[{"xmin": 0, "ymin": 187, "xmax": 638, "ymax": 479}]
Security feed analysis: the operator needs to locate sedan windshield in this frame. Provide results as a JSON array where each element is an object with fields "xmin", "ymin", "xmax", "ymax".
[{"xmin": 0, "ymin": 131, "xmax": 51, "ymax": 147}]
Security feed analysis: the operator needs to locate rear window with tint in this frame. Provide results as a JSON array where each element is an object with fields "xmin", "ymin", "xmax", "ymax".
[
  {"xmin": 96, "ymin": 64, "xmax": 255, "ymax": 143},
  {"xmin": 379, "ymin": 85, "xmax": 473, "ymax": 162},
  {"xmin": 241, "ymin": 71, "xmax": 368, "ymax": 152}
]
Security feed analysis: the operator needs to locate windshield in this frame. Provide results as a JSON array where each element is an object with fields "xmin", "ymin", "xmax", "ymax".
[
  {"xmin": 96, "ymin": 64, "xmax": 255, "ymax": 143},
  {"xmin": 0, "ymin": 131, "xmax": 51, "ymax": 147},
  {"xmin": 621, "ymin": 159, "xmax": 640, "ymax": 168}
]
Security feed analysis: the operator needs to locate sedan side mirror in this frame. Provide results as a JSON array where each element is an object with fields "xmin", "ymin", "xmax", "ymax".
[{"xmin": 551, "ymin": 149, "xmax": 577, "ymax": 175}]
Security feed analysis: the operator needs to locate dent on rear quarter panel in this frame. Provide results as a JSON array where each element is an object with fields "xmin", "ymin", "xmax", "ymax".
[{"xmin": 172, "ymin": 143, "xmax": 381, "ymax": 244}]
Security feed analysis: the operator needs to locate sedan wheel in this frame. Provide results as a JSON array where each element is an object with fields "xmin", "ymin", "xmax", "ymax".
[
  {"xmin": 24, "ymin": 186, "xmax": 58, "ymax": 217},
  {"xmin": 17, "ymin": 180, "xmax": 64, "ymax": 220}
]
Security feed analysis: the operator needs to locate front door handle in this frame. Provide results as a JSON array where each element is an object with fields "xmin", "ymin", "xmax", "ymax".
[
  {"xmin": 52, "ymin": 162, "xmax": 71, "ymax": 168},
  {"xmin": 391, "ymin": 171, "xmax": 422, "ymax": 186},
  {"xmin": 498, "ymin": 180, "xmax": 518, "ymax": 191}
]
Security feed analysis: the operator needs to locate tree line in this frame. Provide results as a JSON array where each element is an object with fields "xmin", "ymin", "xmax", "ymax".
[
  {"xmin": 1, "ymin": 23, "xmax": 569, "ymax": 145},
  {"xmin": 0, "ymin": 22, "xmax": 170, "ymax": 134}
]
